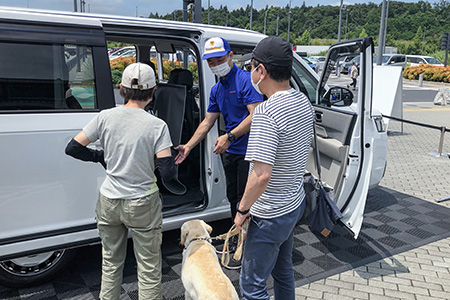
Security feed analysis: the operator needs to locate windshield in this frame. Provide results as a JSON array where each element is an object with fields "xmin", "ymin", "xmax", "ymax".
[
  {"xmin": 424, "ymin": 57, "xmax": 441, "ymax": 64},
  {"xmin": 372, "ymin": 56, "xmax": 390, "ymax": 64}
]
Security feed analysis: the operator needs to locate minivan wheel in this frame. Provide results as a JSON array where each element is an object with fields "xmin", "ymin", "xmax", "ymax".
[{"xmin": 0, "ymin": 249, "xmax": 76, "ymax": 288}]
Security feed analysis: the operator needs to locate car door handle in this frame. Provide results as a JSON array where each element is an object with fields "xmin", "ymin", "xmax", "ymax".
[{"xmin": 315, "ymin": 112, "xmax": 323, "ymax": 123}]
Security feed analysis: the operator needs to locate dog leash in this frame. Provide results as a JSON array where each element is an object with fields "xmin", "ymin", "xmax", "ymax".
[{"xmin": 212, "ymin": 218, "xmax": 249, "ymax": 269}]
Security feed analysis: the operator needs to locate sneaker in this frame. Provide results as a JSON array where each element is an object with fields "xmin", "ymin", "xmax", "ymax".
[
  {"xmin": 224, "ymin": 257, "xmax": 242, "ymax": 270},
  {"xmin": 228, "ymin": 235, "xmax": 239, "ymax": 253},
  {"xmin": 346, "ymin": 84, "xmax": 349, "ymax": 88}
]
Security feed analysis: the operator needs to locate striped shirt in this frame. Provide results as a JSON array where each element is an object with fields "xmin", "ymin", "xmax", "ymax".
[{"xmin": 245, "ymin": 88, "xmax": 314, "ymax": 219}]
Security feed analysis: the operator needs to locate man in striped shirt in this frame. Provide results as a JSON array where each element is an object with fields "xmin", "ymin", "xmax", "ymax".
[{"xmin": 234, "ymin": 36, "xmax": 314, "ymax": 300}]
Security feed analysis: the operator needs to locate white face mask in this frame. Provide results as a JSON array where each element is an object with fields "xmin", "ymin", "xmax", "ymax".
[
  {"xmin": 210, "ymin": 61, "xmax": 231, "ymax": 78},
  {"xmin": 251, "ymin": 65, "xmax": 263, "ymax": 95}
]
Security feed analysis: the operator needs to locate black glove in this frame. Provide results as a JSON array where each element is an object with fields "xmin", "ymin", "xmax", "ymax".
[{"xmin": 65, "ymin": 138, "xmax": 106, "ymax": 169}]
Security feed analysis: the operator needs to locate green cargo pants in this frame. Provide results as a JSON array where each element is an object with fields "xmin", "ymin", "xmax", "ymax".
[{"xmin": 95, "ymin": 191, "xmax": 163, "ymax": 300}]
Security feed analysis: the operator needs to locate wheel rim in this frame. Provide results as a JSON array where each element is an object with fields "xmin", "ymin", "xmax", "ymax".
[{"xmin": 0, "ymin": 250, "xmax": 65, "ymax": 277}]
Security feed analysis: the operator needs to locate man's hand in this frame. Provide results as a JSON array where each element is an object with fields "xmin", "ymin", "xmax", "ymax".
[
  {"xmin": 174, "ymin": 144, "xmax": 191, "ymax": 164},
  {"xmin": 234, "ymin": 212, "xmax": 250, "ymax": 230},
  {"xmin": 213, "ymin": 134, "xmax": 230, "ymax": 154}
]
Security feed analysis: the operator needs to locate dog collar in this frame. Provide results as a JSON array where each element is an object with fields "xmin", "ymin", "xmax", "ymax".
[{"xmin": 184, "ymin": 237, "xmax": 212, "ymax": 250}]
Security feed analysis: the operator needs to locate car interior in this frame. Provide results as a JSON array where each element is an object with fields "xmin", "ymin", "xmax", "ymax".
[{"xmin": 105, "ymin": 34, "xmax": 206, "ymax": 216}]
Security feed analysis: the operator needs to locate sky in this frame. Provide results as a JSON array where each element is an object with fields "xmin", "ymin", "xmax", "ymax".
[{"xmin": 0, "ymin": 0, "xmax": 443, "ymax": 18}]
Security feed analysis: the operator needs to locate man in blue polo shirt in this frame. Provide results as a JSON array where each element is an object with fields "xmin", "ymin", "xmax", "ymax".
[{"xmin": 175, "ymin": 36, "xmax": 262, "ymax": 235}]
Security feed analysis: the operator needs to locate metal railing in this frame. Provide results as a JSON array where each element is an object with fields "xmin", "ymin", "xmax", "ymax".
[
  {"xmin": 382, "ymin": 114, "xmax": 449, "ymax": 157},
  {"xmin": 382, "ymin": 114, "xmax": 450, "ymax": 203}
]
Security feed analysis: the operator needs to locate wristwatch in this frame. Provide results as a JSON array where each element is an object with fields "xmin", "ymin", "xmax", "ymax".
[
  {"xmin": 227, "ymin": 132, "xmax": 236, "ymax": 142},
  {"xmin": 236, "ymin": 202, "xmax": 250, "ymax": 215}
]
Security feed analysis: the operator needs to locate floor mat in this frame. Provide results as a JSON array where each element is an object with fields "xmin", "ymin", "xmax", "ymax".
[{"xmin": 2, "ymin": 186, "xmax": 450, "ymax": 299}]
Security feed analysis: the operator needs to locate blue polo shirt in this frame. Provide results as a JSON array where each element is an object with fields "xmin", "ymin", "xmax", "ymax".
[{"xmin": 207, "ymin": 64, "xmax": 263, "ymax": 154}]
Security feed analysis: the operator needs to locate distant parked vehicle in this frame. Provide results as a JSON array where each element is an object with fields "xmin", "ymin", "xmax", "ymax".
[
  {"xmin": 373, "ymin": 54, "xmax": 407, "ymax": 69},
  {"xmin": 342, "ymin": 56, "xmax": 360, "ymax": 74},
  {"xmin": 109, "ymin": 49, "xmax": 136, "ymax": 60},
  {"xmin": 302, "ymin": 56, "xmax": 318, "ymax": 72},
  {"xmin": 108, "ymin": 46, "xmax": 134, "ymax": 58},
  {"xmin": 406, "ymin": 55, "xmax": 443, "ymax": 67}
]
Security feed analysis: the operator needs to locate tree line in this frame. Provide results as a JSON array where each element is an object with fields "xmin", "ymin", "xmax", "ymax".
[{"xmin": 149, "ymin": 0, "xmax": 449, "ymax": 56}]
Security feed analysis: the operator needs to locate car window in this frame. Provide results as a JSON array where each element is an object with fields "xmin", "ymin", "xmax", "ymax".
[
  {"xmin": 424, "ymin": 57, "xmax": 441, "ymax": 64},
  {"xmin": 391, "ymin": 55, "xmax": 405, "ymax": 63},
  {"xmin": 292, "ymin": 58, "xmax": 318, "ymax": 103},
  {"xmin": 0, "ymin": 42, "xmax": 96, "ymax": 111}
]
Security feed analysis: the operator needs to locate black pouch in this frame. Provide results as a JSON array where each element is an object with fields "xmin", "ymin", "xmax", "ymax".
[{"xmin": 306, "ymin": 184, "xmax": 342, "ymax": 237}]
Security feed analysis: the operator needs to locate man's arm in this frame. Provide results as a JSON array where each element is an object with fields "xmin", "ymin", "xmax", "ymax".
[
  {"xmin": 213, "ymin": 102, "xmax": 261, "ymax": 154},
  {"xmin": 174, "ymin": 112, "xmax": 219, "ymax": 164},
  {"xmin": 234, "ymin": 161, "xmax": 272, "ymax": 229}
]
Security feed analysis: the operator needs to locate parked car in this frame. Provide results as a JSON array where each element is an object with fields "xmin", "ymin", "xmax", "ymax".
[
  {"xmin": 302, "ymin": 56, "xmax": 318, "ymax": 72},
  {"xmin": 342, "ymin": 55, "xmax": 361, "ymax": 74},
  {"xmin": 0, "ymin": 6, "xmax": 386, "ymax": 288},
  {"xmin": 406, "ymin": 55, "xmax": 443, "ymax": 66},
  {"xmin": 109, "ymin": 48, "xmax": 136, "ymax": 60},
  {"xmin": 373, "ymin": 54, "xmax": 407, "ymax": 69},
  {"xmin": 108, "ymin": 46, "xmax": 134, "ymax": 58},
  {"xmin": 314, "ymin": 56, "xmax": 327, "ymax": 71}
]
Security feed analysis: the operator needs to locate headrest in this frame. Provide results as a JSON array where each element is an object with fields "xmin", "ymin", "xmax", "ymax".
[{"xmin": 168, "ymin": 69, "xmax": 193, "ymax": 90}]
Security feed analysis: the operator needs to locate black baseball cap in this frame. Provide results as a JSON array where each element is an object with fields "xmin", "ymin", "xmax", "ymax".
[{"xmin": 252, "ymin": 36, "xmax": 293, "ymax": 67}]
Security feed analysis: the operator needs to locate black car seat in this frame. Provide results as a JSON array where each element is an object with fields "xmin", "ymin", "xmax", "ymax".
[
  {"xmin": 167, "ymin": 68, "xmax": 199, "ymax": 142},
  {"xmin": 153, "ymin": 76, "xmax": 188, "ymax": 196},
  {"xmin": 167, "ymin": 69, "xmax": 200, "ymax": 181}
]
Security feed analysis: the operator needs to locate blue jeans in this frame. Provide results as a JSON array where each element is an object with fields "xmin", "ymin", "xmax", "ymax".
[{"xmin": 240, "ymin": 200, "xmax": 305, "ymax": 300}]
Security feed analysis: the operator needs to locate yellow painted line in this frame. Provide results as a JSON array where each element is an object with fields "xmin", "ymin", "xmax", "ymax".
[{"xmin": 404, "ymin": 107, "xmax": 450, "ymax": 112}]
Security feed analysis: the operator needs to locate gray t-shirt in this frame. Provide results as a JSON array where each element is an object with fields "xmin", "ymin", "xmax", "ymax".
[{"xmin": 83, "ymin": 106, "xmax": 172, "ymax": 199}]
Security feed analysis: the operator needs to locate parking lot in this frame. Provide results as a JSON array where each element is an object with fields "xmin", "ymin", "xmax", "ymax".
[{"xmin": 1, "ymin": 80, "xmax": 450, "ymax": 300}]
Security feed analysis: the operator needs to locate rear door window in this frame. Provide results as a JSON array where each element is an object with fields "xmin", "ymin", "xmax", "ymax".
[{"xmin": 0, "ymin": 42, "xmax": 96, "ymax": 111}]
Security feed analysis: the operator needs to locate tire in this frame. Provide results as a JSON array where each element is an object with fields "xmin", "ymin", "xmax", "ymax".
[{"xmin": 0, "ymin": 249, "xmax": 76, "ymax": 288}]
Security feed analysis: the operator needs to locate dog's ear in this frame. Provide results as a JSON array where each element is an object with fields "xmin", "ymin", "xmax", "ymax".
[
  {"xmin": 180, "ymin": 223, "xmax": 189, "ymax": 245},
  {"xmin": 202, "ymin": 220, "xmax": 213, "ymax": 234}
]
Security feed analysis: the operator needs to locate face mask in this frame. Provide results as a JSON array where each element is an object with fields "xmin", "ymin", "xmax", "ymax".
[
  {"xmin": 251, "ymin": 65, "xmax": 263, "ymax": 95},
  {"xmin": 210, "ymin": 61, "xmax": 231, "ymax": 78}
]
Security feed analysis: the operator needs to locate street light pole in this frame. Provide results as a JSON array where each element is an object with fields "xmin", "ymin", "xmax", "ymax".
[
  {"xmin": 376, "ymin": 0, "xmax": 387, "ymax": 65},
  {"xmin": 250, "ymin": 0, "xmax": 253, "ymax": 30},
  {"xmin": 73, "ymin": 0, "xmax": 77, "ymax": 12},
  {"xmin": 287, "ymin": 0, "xmax": 292, "ymax": 42},
  {"xmin": 208, "ymin": 0, "xmax": 210, "ymax": 24},
  {"xmin": 338, "ymin": 0, "xmax": 343, "ymax": 41},
  {"xmin": 276, "ymin": 15, "xmax": 279, "ymax": 36},
  {"xmin": 383, "ymin": 0, "xmax": 389, "ymax": 53},
  {"xmin": 345, "ymin": 7, "xmax": 349, "ymax": 40},
  {"xmin": 264, "ymin": 9, "xmax": 268, "ymax": 35}
]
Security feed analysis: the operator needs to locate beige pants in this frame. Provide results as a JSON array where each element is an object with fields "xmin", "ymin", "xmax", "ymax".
[{"xmin": 95, "ymin": 192, "xmax": 163, "ymax": 300}]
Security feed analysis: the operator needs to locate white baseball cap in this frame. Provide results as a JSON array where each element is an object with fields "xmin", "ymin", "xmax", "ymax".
[
  {"xmin": 202, "ymin": 37, "xmax": 231, "ymax": 60},
  {"xmin": 121, "ymin": 63, "xmax": 156, "ymax": 90}
]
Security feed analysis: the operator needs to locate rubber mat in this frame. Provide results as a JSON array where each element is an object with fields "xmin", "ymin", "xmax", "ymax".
[{"xmin": 2, "ymin": 186, "xmax": 450, "ymax": 299}]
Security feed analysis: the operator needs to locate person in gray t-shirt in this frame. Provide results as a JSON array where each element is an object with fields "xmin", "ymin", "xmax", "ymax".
[{"xmin": 65, "ymin": 63, "xmax": 174, "ymax": 300}]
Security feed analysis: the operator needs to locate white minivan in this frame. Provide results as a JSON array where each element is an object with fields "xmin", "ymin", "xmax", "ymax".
[{"xmin": 0, "ymin": 7, "xmax": 387, "ymax": 287}]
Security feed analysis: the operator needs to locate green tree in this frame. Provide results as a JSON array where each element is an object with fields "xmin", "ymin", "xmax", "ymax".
[
  {"xmin": 296, "ymin": 30, "xmax": 310, "ymax": 45},
  {"xmin": 359, "ymin": 28, "xmax": 367, "ymax": 38}
]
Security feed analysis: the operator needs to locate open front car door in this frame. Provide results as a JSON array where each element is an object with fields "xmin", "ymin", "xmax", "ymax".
[{"xmin": 310, "ymin": 37, "xmax": 376, "ymax": 238}]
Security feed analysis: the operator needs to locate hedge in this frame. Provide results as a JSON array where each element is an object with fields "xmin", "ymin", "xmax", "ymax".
[
  {"xmin": 109, "ymin": 56, "xmax": 198, "ymax": 87},
  {"xmin": 403, "ymin": 65, "xmax": 450, "ymax": 83}
]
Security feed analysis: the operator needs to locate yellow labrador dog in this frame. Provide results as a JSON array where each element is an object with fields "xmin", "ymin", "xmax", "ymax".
[{"xmin": 180, "ymin": 220, "xmax": 239, "ymax": 300}]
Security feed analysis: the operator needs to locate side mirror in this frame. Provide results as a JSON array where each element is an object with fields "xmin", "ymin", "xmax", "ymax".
[{"xmin": 322, "ymin": 86, "xmax": 354, "ymax": 107}]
